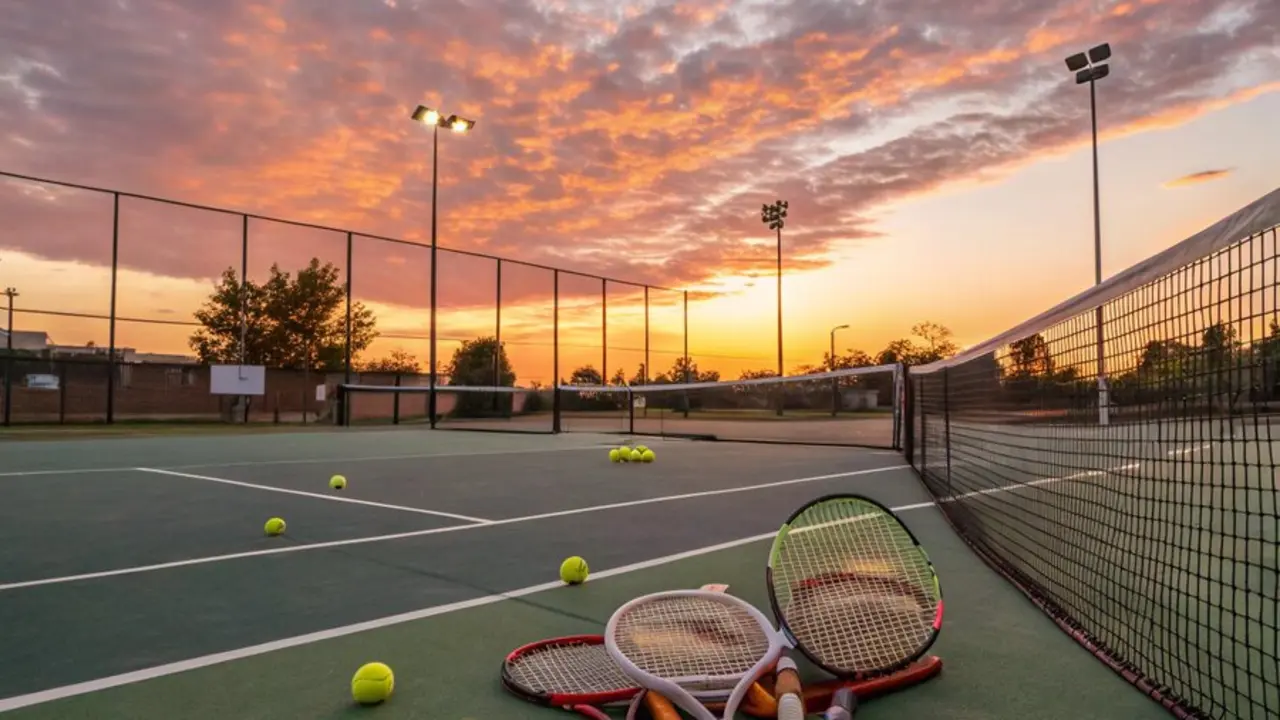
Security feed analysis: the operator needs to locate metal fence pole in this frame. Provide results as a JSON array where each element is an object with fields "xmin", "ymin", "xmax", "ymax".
[
  {"xmin": 643, "ymin": 286, "xmax": 650, "ymax": 385},
  {"xmin": 552, "ymin": 270, "xmax": 561, "ymax": 433},
  {"xmin": 495, "ymin": 259, "xmax": 502, "ymax": 387},
  {"xmin": 601, "ymin": 278, "xmax": 607, "ymax": 385},
  {"xmin": 3, "ymin": 291, "xmax": 12, "ymax": 426},
  {"xmin": 239, "ymin": 214, "xmax": 250, "ymax": 424},
  {"xmin": 683, "ymin": 290, "xmax": 689, "ymax": 418},
  {"xmin": 106, "ymin": 192, "xmax": 120, "ymax": 423},
  {"xmin": 344, "ymin": 232, "xmax": 353, "ymax": 385}
]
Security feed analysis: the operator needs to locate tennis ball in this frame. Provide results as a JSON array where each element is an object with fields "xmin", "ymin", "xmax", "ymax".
[
  {"xmin": 264, "ymin": 517, "xmax": 286, "ymax": 536},
  {"xmin": 560, "ymin": 556, "xmax": 589, "ymax": 584},
  {"xmin": 351, "ymin": 662, "xmax": 395, "ymax": 705},
  {"xmin": 641, "ymin": 449, "xmax": 655, "ymax": 463},
  {"xmin": 635, "ymin": 445, "xmax": 649, "ymax": 454},
  {"xmin": 329, "ymin": 474, "xmax": 347, "ymax": 490},
  {"xmin": 629, "ymin": 449, "xmax": 643, "ymax": 462},
  {"xmin": 617, "ymin": 446, "xmax": 632, "ymax": 462},
  {"xmin": 608, "ymin": 448, "xmax": 621, "ymax": 463}
]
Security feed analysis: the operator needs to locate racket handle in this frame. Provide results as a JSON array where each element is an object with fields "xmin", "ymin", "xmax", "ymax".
[
  {"xmin": 775, "ymin": 656, "xmax": 804, "ymax": 720},
  {"xmin": 824, "ymin": 687, "xmax": 858, "ymax": 720}
]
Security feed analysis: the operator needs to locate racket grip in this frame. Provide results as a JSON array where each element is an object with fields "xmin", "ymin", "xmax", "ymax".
[{"xmin": 775, "ymin": 656, "xmax": 804, "ymax": 720}]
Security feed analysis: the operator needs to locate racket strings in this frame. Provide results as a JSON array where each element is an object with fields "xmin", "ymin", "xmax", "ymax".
[
  {"xmin": 612, "ymin": 595, "xmax": 770, "ymax": 688},
  {"xmin": 505, "ymin": 642, "xmax": 634, "ymax": 695},
  {"xmin": 774, "ymin": 500, "xmax": 939, "ymax": 672}
]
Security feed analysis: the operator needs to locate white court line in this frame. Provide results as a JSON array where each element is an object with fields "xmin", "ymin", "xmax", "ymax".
[
  {"xmin": 0, "ymin": 465, "xmax": 910, "ymax": 592},
  {"xmin": 0, "ymin": 493, "xmax": 937, "ymax": 714},
  {"xmin": 0, "ymin": 443, "xmax": 615, "ymax": 478},
  {"xmin": 134, "ymin": 468, "xmax": 493, "ymax": 525}
]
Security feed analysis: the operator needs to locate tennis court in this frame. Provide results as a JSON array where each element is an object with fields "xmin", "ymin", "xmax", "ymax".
[{"xmin": 0, "ymin": 427, "xmax": 1165, "ymax": 719}]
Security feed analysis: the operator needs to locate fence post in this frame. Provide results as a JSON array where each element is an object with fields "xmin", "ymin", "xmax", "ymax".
[
  {"xmin": 601, "ymin": 278, "xmax": 607, "ymax": 385},
  {"xmin": 495, "ymin": 259, "xmax": 502, "ymax": 387},
  {"xmin": 552, "ymin": 270, "xmax": 561, "ymax": 433},
  {"xmin": 106, "ymin": 192, "xmax": 120, "ymax": 423},
  {"xmin": 643, "ymin": 286, "xmax": 650, "ymax": 386},
  {"xmin": 3, "ymin": 292, "xmax": 12, "ymax": 426},
  {"xmin": 239, "ymin": 214, "xmax": 249, "ymax": 423},
  {"xmin": 344, "ymin": 232, "xmax": 353, "ymax": 386},
  {"xmin": 682, "ymin": 290, "xmax": 689, "ymax": 419}
]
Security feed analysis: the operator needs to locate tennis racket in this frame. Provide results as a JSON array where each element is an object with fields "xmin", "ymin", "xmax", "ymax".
[
  {"xmin": 605, "ymin": 589, "xmax": 786, "ymax": 720},
  {"xmin": 767, "ymin": 493, "xmax": 943, "ymax": 716},
  {"xmin": 501, "ymin": 634, "xmax": 682, "ymax": 719}
]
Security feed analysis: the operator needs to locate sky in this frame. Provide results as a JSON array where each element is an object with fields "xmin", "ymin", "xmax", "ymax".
[{"xmin": 0, "ymin": 0, "xmax": 1277, "ymax": 385}]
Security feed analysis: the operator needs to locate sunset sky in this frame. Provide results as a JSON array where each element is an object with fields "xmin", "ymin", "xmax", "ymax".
[{"xmin": 1, "ymin": 0, "xmax": 1277, "ymax": 385}]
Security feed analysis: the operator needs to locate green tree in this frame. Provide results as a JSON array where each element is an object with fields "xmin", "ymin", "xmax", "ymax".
[
  {"xmin": 444, "ymin": 336, "xmax": 515, "ymax": 386},
  {"xmin": 876, "ymin": 338, "xmax": 919, "ymax": 366},
  {"xmin": 441, "ymin": 336, "xmax": 523, "ymax": 418},
  {"xmin": 738, "ymin": 369, "xmax": 778, "ymax": 380},
  {"xmin": 568, "ymin": 365, "xmax": 604, "ymax": 385},
  {"xmin": 361, "ymin": 349, "xmax": 421, "ymax": 374},
  {"xmin": 609, "ymin": 367, "xmax": 628, "ymax": 386},
  {"xmin": 189, "ymin": 260, "xmax": 376, "ymax": 370},
  {"xmin": 911, "ymin": 321, "xmax": 959, "ymax": 361},
  {"xmin": 1008, "ymin": 334, "xmax": 1054, "ymax": 378}
]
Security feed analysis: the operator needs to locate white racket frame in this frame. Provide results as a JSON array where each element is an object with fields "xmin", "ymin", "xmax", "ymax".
[{"xmin": 604, "ymin": 589, "xmax": 786, "ymax": 720}]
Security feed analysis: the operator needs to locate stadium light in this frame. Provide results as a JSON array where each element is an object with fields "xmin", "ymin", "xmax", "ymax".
[
  {"xmin": 761, "ymin": 200, "xmax": 788, "ymax": 416},
  {"xmin": 410, "ymin": 104, "xmax": 477, "ymax": 428},
  {"xmin": 1064, "ymin": 43, "xmax": 1111, "ymax": 426}
]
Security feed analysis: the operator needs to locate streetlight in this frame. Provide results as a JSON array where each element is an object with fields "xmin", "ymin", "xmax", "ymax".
[
  {"xmin": 761, "ymin": 200, "xmax": 788, "ymax": 416},
  {"xmin": 409, "ymin": 104, "xmax": 476, "ymax": 428},
  {"xmin": 1065, "ymin": 43, "xmax": 1111, "ymax": 426},
  {"xmin": 830, "ymin": 324, "xmax": 849, "ymax": 416}
]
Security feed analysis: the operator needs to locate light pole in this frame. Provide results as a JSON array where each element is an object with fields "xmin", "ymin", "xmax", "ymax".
[
  {"xmin": 830, "ymin": 324, "xmax": 848, "ymax": 416},
  {"xmin": 761, "ymin": 200, "xmax": 788, "ymax": 415},
  {"xmin": 3, "ymin": 286, "xmax": 17, "ymax": 427},
  {"xmin": 410, "ymin": 104, "xmax": 475, "ymax": 428},
  {"xmin": 1065, "ymin": 43, "xmax": 1111, "ymax": 426}
]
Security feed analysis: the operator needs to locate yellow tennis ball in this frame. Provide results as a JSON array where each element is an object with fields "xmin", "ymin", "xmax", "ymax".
[
  {"xmin": 560, "ymin": 556, "xmax": 589, "ymax": 584},
  {"xmin": 608, "ymin": 449, "xmax": 621, "ymax": 463},
  {"xmin": 264, "ymin": 517, "xmax": 286, "ymax": 536},
  {"xmin": 329, "ymin": 474, "xmax": 347, "ymax": 490},
  {"xmin": 351, "ymin": 662, "xmax": 395, "ymax": 705},
  {"xmin": 629, "ymin": 449, "xmax": 643, "ymax": 462},
  {"xmin": 617, "ymin": 446, "xmax": 632, "ymax": 462},
  {"xmin": 641, "ymin": 449, "xmax": 655, "ymax": 463},
  {"xmin": 635, "ymin": 445, "xmax": 649, "ymax": 454}
]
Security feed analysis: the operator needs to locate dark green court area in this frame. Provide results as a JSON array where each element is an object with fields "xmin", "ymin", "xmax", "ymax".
[{"xmin": 0, "ymin": 428, "xmax": 1172, "ymax": 718}]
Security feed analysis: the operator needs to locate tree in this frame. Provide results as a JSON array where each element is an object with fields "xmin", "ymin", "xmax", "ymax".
[
  {"xmin": 876, "ymin": 339, "xmax": 919, "ymax": 366},
  {"xmin": 1008, "ymin": 334, "xmax": 1054, "ymax": 378},
  {"xmin": 444, "ymin": 336, "xmax": 515, "ymax": 386},
  {"xmin": 738, "ymin": 369, "xmax": 778, "ymax": 381},
  {"xmin": 441, "ymin": 336, "xmax": 523, "ymax": 417},
  {"xmin": 189, "ymin": 260, "xmax": 376, "ymax": 370},
  {"xmin": 609, "ymin": 367, "xmax": 628, "ymax": 386},
  {"xmin": 912, "ymin": 322, "xmax": 959, "ymax": 361},
  {"xmin": 656, "ymin": 356, "xmax": 718, "ymax": 384},
  {"xmin": 361, "ymin": 349, "xmax": 421, "ymax": 374},
  {"xmin": 568, "ymin": 365, "xmax": 604, "ymax": 385}
]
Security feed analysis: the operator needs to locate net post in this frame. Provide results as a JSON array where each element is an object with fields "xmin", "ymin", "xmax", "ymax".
[
  {"xmin": 627, "ymin": 386, "xmax": 635, "ymax": 434},
  {"xmin": 392, "ymin": 373, "xmax": 402, "ymax": 424},
  {"xmin": 902, "ymin": 365, "xmax": 914, "ymax": 462},
  {"xmin": 918, "ymin": 374, "xmax": 927, "ymax": 473},
  {"xmin": 106, "ymin": 192, "xmax": 120, "ymax": 424},
  {"xmin": 552, "ymin": 270, "xmax": 561, "ymax": 433}
]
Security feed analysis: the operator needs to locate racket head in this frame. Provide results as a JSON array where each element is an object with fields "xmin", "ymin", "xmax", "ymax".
[
  {"xmin": 605, "ymin": 589, "xmax": 785, "ymax": 720},
  {"xmin": 767, "ymin": 493, "xmax": 943, "ymax": 679},
  {"xmin": 501, "ymin": 634, "xmax": 639, "ymax": 709}
]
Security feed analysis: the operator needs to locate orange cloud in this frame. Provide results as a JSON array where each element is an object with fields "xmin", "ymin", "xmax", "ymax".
[{"xmin": 1163, "ymin": 168, "xmax": 1234, "ymax": 188}]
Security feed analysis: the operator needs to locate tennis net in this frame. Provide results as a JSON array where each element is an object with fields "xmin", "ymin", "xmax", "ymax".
[
  {"xmin": 337, "ymin": 382, "xmax": 555, "ymax": 433},
  {"xmin": 558, "ymin": 363, "xmax": 903, "ymax": 448},
  {"xmin": 905, "ymin": 189, "xmax": 1280, "ymax": 719}
]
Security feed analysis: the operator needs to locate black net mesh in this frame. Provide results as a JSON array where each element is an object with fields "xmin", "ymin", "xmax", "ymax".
[{"xmin": 906, "ymin": 192, "xmax": 1280, "ymax": 719}]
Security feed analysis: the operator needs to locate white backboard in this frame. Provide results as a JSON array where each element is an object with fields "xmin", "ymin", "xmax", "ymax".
[{"xmin": 210, "ymin": 365, "xmax": 266, "ymax": 396}]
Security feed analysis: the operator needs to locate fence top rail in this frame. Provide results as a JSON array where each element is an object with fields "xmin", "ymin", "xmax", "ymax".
[{"xmin": 0, "ymin": 169, "xmax": 680, "ymax": 293}]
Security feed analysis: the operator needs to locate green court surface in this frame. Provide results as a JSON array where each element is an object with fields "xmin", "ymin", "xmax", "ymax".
[{"xmin": 0, "ymin": 428, "xmax": 1169, "ymax": 718}]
